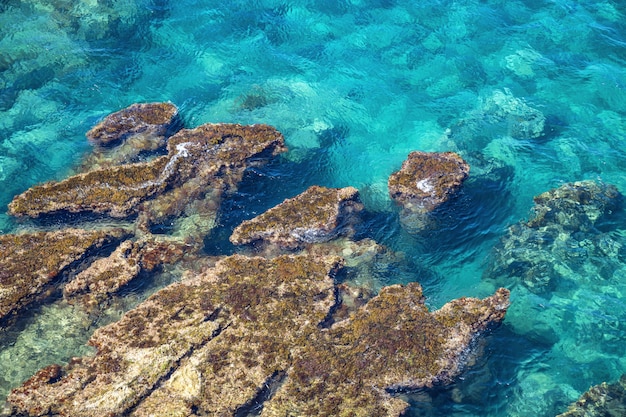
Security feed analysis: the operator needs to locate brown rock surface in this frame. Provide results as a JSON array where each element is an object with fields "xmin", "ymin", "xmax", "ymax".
[
  {"xmin": 8, "ymin": 123, "xmax": 287, "ymax": 230},
  {"xmin": 557, "ymin": 375, "xmax": 626, "ymax": 417},
  {"xmin": 389, "ymin": 151, "xmax": 470, "ymax": 214},
  {"xmin": 230, "ymin": 185, "xmax": 364, "ymax": 249},
  {"xmin": 0, "ymin": 228, "xmax": 130, "ymax": 324},
  {"xmin": 86, "ymin": 102, "xmax": 180, "ymax": 147},
  {"xmin": 7, "ymin": 254, "xmax": 510, "ymax": 417}
]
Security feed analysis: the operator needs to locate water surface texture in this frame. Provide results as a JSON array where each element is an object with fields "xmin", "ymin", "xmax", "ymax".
[{"xmin": 1, "ymin": 0, "xmax": 626, "ymax": 415}]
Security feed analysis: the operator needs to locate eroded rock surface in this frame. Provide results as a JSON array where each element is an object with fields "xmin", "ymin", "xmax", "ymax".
[
  {"xmin": 388, "ymin": 151, "xmax": 469, "ymax": 231},
  {"xmin": 8, "ymin": 123, "xmax": 286, "ymax": 233},
  {"xmin": 485, "ymin": 180, "xmax": 624, "ymax": 292},
  {"xmin": 7, "ymin": 254, "xmax": 510, "ymax": 417},
  {"xmin": 557, "ymin": 375, "xmax": 626, "ymax": 417},
  {"xmin": 230, "ymin": 185, "xmax": 364, "ymax": 249},
  {"xmin": 0, "ymin": 228, "xmax": 130, "ymax": 324}
]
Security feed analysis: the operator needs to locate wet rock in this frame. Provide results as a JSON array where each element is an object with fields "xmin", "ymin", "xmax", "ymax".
[
  {"xmin": 484, "ymin": 180, "xmax": 623, "ymax": 292},
  {"xmin": 0, "ymin": 228, "xmax": 130, "ymax": 324},
  {"xmin": 8, "ymin": 123, "xmax": 287, "ymax": 235},
  {"xmin": 557, "ymin": 374, "xmax": 626, "ymax": 417},
  {"xmin": 62, "ymin": 237, "xmax": 188, "ymax": 311},
  {"xmin": 230, "ymin": 185, "xmax": 364, "ymax": 250},
  {"xmin": 7, "ymin": 254, "xmax": 510, "ymax": 417},
  {"xmin": 86, "ymin": 102, "xmax": 180, "ymax": 147},
  {"xmin": 388, "ymin": 151, "xmax": 469, "ymax": 231}
]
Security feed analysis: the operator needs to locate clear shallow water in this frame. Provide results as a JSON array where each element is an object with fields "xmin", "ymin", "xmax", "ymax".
[{"xmin": 1, "ymin": 0, "xmax": 626, "ymax": 415}]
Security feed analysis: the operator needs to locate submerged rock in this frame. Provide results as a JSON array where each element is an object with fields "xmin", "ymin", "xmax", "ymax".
[
  {"xmin": 557, "ymin": 375, "xmax": 626, "ymax": 417},
  {"xmin": 230, "ymin": 185, "xmax": 364, "ymax": 250},
  {"xmin": 388, "ymin": 151, "xmax": 469, "ymax": 231},
  {"xmin": 7, "ymin": 254, "xmax": 510, "ymax": 417},
  {"xmin": 8, "ymin": 123, "xmax": 286, "ymax": 233},
  {"xmin": 0, "ymin": 228, "xmax": 130, "ymax": 325},
  {"xmin": 485, "ymin": 180, "xmax": 624, "ymax": 292},
  {"xmin": 86, "ymin": 102, "xmax": 180, "ymax": 147}
]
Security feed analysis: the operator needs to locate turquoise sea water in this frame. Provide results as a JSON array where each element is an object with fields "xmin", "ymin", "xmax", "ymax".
[{"xmin": 1, "ymin": 0, "xmax": 626, "ymax": 415}]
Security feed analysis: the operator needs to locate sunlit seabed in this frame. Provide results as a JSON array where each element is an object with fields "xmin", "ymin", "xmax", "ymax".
[{"xmin": 1, "ymin": 0, "xmax": 626, "ymax": 415}]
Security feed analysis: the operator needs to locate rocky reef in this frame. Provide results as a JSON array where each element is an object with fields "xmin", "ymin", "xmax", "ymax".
[
  {"xmin": 484, "ymin": 180, "xmax": 623, "ymax": 292},
  {"xmin": 557, "ymin": 375, "xmax": 626, "ymax": 417},
  {"xmin": 230, "ymin": 185, "xmax": 364, "ymax": 250},
  {"xmin": 7, "ymin": 254, "xmax": 509, "ymax": 417},
  {"xmin": 2, "ymin": 102, "xmax": 512, "ymax": 416},
  {"xmin": 388, "ymin": 151, "xmax": 469, "ymax": 231},
  {"xmin": 0, "ymin": 228, "xmax": 130, "ymax": 325}
]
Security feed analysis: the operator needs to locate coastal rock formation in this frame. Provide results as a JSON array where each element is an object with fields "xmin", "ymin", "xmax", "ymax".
[
  {"xmin": 86, "ymin": 102, "xmax": 180, "ymax": 147},
  {"xmin": 8, "ymin": 123, "xmax": 286, "ymax": 232},
  {"xmin": 484, "ymin": 180, "xmax": 623, "ymax": 292},
  {"xmin": 557, "ymin": 375, "xmax": 626, "ymax": 417},
  {"xmin": 0, "ymin": 228, "xmax": 130, "ymax": 324},
  {"xmin": 230, "ymin": 185, "xmax": 364, "ymax": 249},
  {"xmin": 7, "ymin": 254, "xmax": 510, "ymax": 417},
  {"xmin": 388, "ymin": 151, "xmax": 469, "ymax": 231}
]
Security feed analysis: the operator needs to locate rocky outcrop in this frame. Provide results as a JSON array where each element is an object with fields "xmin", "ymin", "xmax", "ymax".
[
  {"xmin": 484, "ymin": 180, "xmax": 623, "ymax": 292},
  {"xmin": 86, "ymin": 102, "xmax": 180, "ymax": 147},
  {"xmin": 7, "ymin": 254, "xmax": 510, "ymax": 417},
  {"xmin": 557, "ymin": 375, "xmax": 626, "ymax": 417},
  {"xmin": 230, "ymin": 185, "xmax": 364, "ymax": 250},
  {"xmin": 8, "ymin": 123, "xmax": 287, "ymax": 234},
  {"xmin": 0, "ymin": 228, "xmax": 130, "ymax": 324},
  {"xmin": 388, "ymin": 151, "xmax": 469, "ymax": 231}
]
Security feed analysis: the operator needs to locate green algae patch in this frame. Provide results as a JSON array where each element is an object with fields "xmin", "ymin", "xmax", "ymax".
[
  {"xmin": 0, "ymin": 228, "xmax": 130, "ymax": 324},
  {"xmin": 8, "ymin": 254, "xmax": 509, "ymax": 417},
  {"xmin": 230, "ymin": 185, "xmax": 364, "ymax": 249}
]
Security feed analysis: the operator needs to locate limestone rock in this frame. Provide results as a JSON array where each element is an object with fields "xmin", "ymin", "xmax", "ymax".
[
  {"xmin": 557, "ymin": 375, "xmax": 626, "ymax": 417},
  {"xmin": 8, "ymin": 123, "xmax": 287, "ymax": 234},
  {"xmin": 86, "ymin": 102, "xmax": 180, "ymax": 147},
  {"xmin": 484, "ymin": 180, "xmax": 624, "ymax": 292},
  {"xmin": 230, "ymin": 185, "xmax": 364, "ymax": 249},
  {"xmin": 63, "ymin": 237, "xmax": 190, "ymax": 311},
  {"xmin": 0, "ymin": 228, "xmax": 130, "ymax": 324},
  {"xmin": 7, "ymin": 253, "xmax": 510, "ymax": 417},
  {"xmin": 388, "ymin": 151, "xmax": 469, "ymax": 231}
]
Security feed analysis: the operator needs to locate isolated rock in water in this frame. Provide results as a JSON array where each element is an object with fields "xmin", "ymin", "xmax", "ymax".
[
  {"xmin": 557, "ymin": 374, "xmax": 626, "ymax": 417},
  {"xmin": 8, "ymin": 123, "xmax": 286, "ymax": 228},
  {"xmin": 0, "ymin": 228, "xmax": 130, "ymax": 324},
  {"xmin": 230, "ymin": 185, "xmax": 364, "ymax": 249},
  {"xmin": 8, "ymin": 254, "xmax": 510, "ymax": 417},
  {"xmin": 86, "ymin": 102, "xmax": 180, "ymax": 147},
  {"xmin": 388, "ymin": 151, "xmax": 469, "ymax": 231},
  {"xmin": 484, "ymin": 180, "xmax": 623, "ymax": 292}
]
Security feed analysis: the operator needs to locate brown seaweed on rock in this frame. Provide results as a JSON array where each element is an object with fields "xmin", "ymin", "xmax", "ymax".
[
  {"xmin": 557, "ymin": 374, "xmax": 626, "ymax": 417},
  {"xmin": 7, "ymin": 254, "xmax": 510, "ymax": 417}
]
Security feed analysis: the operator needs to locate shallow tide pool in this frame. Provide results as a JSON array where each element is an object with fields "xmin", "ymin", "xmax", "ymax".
[{"xmin": 1, "ymin": 0, "xmax": 626, "ymax": 415}]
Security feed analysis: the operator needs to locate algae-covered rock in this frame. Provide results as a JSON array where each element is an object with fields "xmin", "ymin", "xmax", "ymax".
[
  {"xmin": 388, "ymin": 151, "xmax": 469, "ymax": 231},
  {"xmin": 230, "ymin": 185, "xmax": 364, "ymax": 249},
  {"xmin": 557, "ymin": 374, "xmax": 626, "ymax": 417},
  {"xmin": 63, "ymin": 237, "xmax": 190, "ymax": 311},
  {"xmin": 485, "ymin": 180, "xmax": 624, "ymax": 292},
  {"xmin": 8, "ymin": 123, "xmax": 286, "ymax": 228},
  {"xmin": 7, "ymin": 253, "xmax": 510, "ymax": 417},
  {"xmin": 86, "ymin": 102, "xmax": 180, "ymax": 147},
  {"xmin": 0, "ymin": 228, "xmax": 130, "ymax": 324}
]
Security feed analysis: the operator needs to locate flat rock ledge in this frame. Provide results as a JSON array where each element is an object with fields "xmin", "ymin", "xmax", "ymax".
[
  {"xmin": 388, "ymin": 151, "xmax": 469, "ymax": 230},
  {"xmin": 7, "ymin": 254, "xmax": 510, "ymax": 417},
  {"xmin": 557, "ymin": 374, "xmax": 626, "ymax": 417},
  {"xmin": 8, "ymin": 123, "xmax": 287, "ymax": 232},
  {"xmin": 0, "ymin": 228, "xmax": 130, "ymax": 325},
  {"xmin": 230, "ymin": 185, "xmax": 364, "ymax": 250},
  {"xmin": 86, "ymin": 102, "xmax": 180, "ymax": 147}
]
